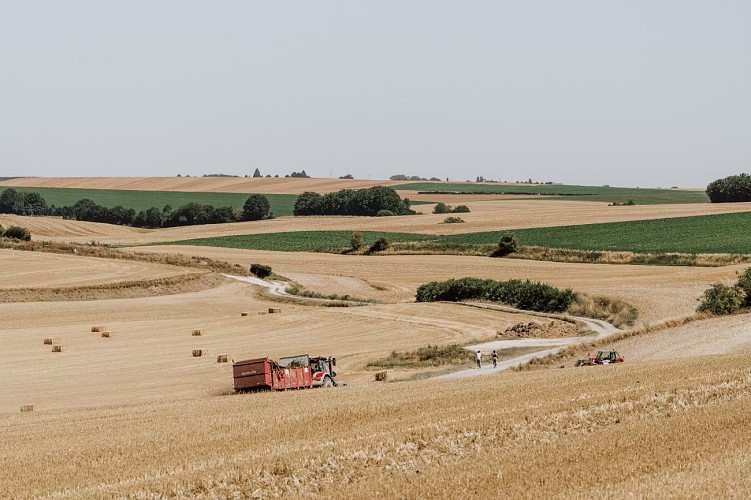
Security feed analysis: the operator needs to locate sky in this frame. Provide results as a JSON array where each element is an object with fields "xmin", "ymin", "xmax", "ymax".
[{"xmin": 1, "ymin": 1, "xmax": 748, "ymax": 188}]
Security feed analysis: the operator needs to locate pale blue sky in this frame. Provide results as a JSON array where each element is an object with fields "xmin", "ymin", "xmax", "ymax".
[{"xmin": 1, "ymin": 1, "xmax": 748, "ymax": 187}]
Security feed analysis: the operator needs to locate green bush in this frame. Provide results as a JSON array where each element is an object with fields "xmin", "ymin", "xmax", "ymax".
[
  {"xmin": 491, "ymin": 232, "xmax": 518, "ymax": 257},
  {"xmin": 735, "ymin": 268, "xmax": 751, "ymax": 307},
  {"xmin": 250, "ymin": 263, "xmax": 272, "ymax": 279},
  {"xmin": 433, "ymin": 202, "xmax": 452, "ymax": 214},
  {"xmin": 3, "ymin": 225, "xmax": 31, "ymax": 241},
  {"xmin": 376, "ymin": 209, "xmax": 395, "ymax": 217},
  {"xmin": 0, "ymin": 224, "xmax": 4, "ymax": 237},
  {"xmin": 452, "ymin": 204, "xmax": 470, "ymax": 213},
  {"xmin": 442, "ymin": 216, "xmax": 464, "ymax": 224},
  {"xmin": 415, "ymin": 277, "xmax": 576, "ymax": 313},
  {"xmin": 350, "ymin": 231, "xmax": 364, "ymax": 251},
  {"xmin": 369, "ymin": 237, "xmax": 390, "ymax": 253},
  {"xmin": 697, "ymin": 283, "xmax": 743, "ymax": 315}
]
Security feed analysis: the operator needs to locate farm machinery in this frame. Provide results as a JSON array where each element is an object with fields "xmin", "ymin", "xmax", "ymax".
[
  {"xmin": 233, "ymin": 354, "xmax": 342, "ymax": 391},
  {"xmin": 575, "ymin": 350, "xmax": 624, "ymax": 367}
]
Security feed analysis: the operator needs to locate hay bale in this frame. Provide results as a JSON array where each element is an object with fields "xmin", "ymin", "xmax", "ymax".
[
  {"xmin": 52, "ymin": 345, "xmax": 65, "ymax": 353},
  {"xmin": 192, "ymin": 349, "xmax": 203, "ymax": 357},
  {"xmin": 240, "ymin": 312, "xmax": 249, "ymax": 316},
  {"xmin": 216, "ymin": 354, "xmax": 228, "ymax": 363},
  {"xmin": 375, "ymin": 371, "xmax": 388, "ymax": 382},
  {"xmin": 43, "ymin": 338, "xmax": 55, "ymax": 345},
  {"xmin": 268, "ymin": 308, "xmax": 281, "ymax": 314},
  {"xmin": 192, "ymin": 329, "xmax": 203, "ymax": 336},
  {"xmin": 20, "ymin": 405, "xmax": 34, "ymax": 413},
  {"xmin": 101, "ymin": 331, "xmax": 113, "ymax": 338},
  {"xmin": 91, "ymin": 326, "xmax": 105, "ymax": 332}
]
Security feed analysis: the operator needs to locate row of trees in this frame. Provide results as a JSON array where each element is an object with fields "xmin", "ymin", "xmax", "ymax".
[
  {"xmin": 706, "ymin": 173, "xmax": 751, "ymax": 203},
  {"xmin": 293, "ymin": 186, "xmax": 414, "ymax": 216},
  {"xmin": 0, "ymin": 188, "xmax": 272, "ymax": 228}
]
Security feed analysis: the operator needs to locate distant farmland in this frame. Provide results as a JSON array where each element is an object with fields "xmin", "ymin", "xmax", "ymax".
[
  {"xmin": 0, "ymin": 187, "xmax": 298, "ymax": 217},
  {"xmin": 395, "ymin": 182, "xmax": 709, "ymax": 205},
  {"xmin": 167, "ymin": 211, "xmax": 751, "ymax": 255}
]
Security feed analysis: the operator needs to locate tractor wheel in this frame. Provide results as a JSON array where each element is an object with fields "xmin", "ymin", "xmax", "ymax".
[{"xmin": 322, "ymin": 376, "xmax": 333, "ymax": 388}]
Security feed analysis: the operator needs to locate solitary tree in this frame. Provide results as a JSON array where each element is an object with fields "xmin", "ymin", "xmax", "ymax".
[
  {"xmin": 252, "ymin": 168, "xmax": 262, "ymax": 178},
  {"xmin": 241, "ymin": 194, "xmax": 271, "ymax": 221}
]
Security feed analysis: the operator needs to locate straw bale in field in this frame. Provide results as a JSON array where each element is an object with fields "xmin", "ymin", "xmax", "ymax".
[
  {"xmin": 268, "ymin": 308, "xmax": 281, "ymax": 314},
  {"xmin": 20, "ymin": 405, "xmax": 34, "ymax": 412},
  {"xmin": 192, "ymin": 329, "xmax": 203, "ymax": 336},
  {"xmin": 241, "ymin": 312, "xmax": 249, "ymax": 316},
  {"xmin": 101, "ymin": 331, "xmax": 114, "ymax": 338},
  {"xmin": 43, "ymin": 338, "xmax": 57, "ymax": 345},
  {"xmin": 52, "ymin": 345, "xmax": 65, "ymax": 352},
  {"xmin": 91, "ymin": 326, "xmax": 105, "ymax": 332},
  {"xmin": 217, "ymin": 354, "xmax": 228, "ymax": 363},
  {"xmin": 192, "ymin": 349, "xmax": 203, "ymax": 357},
  {"xmin": 375, "ymin": 371, "xmax": 388, "ymax": 382}
]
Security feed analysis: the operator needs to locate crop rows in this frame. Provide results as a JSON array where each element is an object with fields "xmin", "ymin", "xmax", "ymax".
[
  {"xmin": 169, "ymin": 230, "xmax": 437, "ymax": 252},
  {"xmin": 167, "ymin": 211, "xmax": 751, "ymax": 255},
  {"xmin": 395, "ymin": 182, "xmax": 709, "ymax": 204}
]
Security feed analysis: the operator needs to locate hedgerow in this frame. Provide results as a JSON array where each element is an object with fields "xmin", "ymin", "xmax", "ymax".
[{"xmin": 415, "ymin": 277, "xmax": 576, "ymax": 313}]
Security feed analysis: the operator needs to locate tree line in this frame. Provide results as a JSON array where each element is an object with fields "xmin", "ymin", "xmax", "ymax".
[
  {"xmin": 706, "ymin": 173, "xmax": 751, "ymax": 203},
  {"xmin": 293, "ymin": 186, "xmax": 414, "ymax": 216},
  {"xmin": 0, "ymin": 188, "xmax": 273, "ymax": 228},
  {"xmin": 0, "ymin": 185, "xmax": 414, "ymax": 227}
]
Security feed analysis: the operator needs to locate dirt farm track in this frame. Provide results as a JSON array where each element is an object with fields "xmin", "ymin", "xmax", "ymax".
[{"xmin": 2, "ymin": 177, "xmax": 751, "ymax": 498}]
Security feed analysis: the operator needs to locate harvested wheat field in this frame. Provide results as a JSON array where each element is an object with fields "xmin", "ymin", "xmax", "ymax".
[
  {"xmin": 0, "ymin": 248, "xmax": 193, "ymax": 289},
  {"xmin": 132, "ymin": 246, "xmax": 742, "ymax": 325},
  {"xmin": 2, "ymin": 352, "xmax": 750, "ymax": 498},
  {"xmin": 0, "ymin": 175, "xmax": 406, "ymax": 194},
  {"xmin": 0, "ymin": 279, "xmax": 546, "ymax": 413}
]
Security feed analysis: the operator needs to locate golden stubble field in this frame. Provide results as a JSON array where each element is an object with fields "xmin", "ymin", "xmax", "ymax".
[
  {"xmin": 3, "ymin": 177, "xmax": 751, "ymax": 497},
  {"xmin": 2, "ymin": 352, "xmax": 750, "ymax": 498}
]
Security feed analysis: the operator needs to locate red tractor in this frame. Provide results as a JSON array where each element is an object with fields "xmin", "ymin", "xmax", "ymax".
[{"xmin": 575, "ymin": 350, "xmax": 624, "ymax": 367}]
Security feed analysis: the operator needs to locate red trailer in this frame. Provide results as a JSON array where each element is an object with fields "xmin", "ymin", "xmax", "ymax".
[
  {"xmin": 232, "ymin": 357, "xmax": 312, "ymax": 391},
  {"xmin": 233, "ymin": 355, "xmax": 340, "ymax": 391}
]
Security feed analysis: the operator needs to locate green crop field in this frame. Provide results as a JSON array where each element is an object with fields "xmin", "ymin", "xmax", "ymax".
[
  {"xmin": 442, "ymin": 212, "xmax": 751, "ymax": 254},
  {"xmin": 395, "ymin": 182, "xmax": 709, "ymax": 205},
  {"xmin": 168, "ymin": 231, "xmax": 436, "ymax": 252},
  {"xmin": 0, "ymin": 187, "xmax": 297, "ymax": 216},
  {"xmin": 167, "ymin": 212, "xmax": 751, "ymax": 255}
]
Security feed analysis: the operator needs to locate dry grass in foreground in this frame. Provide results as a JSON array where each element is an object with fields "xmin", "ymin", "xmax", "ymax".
[{"xmin": 2, "ymin": 353, "xmax": 750, "ymax": 498}]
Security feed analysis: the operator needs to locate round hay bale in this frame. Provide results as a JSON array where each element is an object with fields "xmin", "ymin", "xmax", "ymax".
[
  {"xmin": 101, "ymin": 331, "xmax": 113, "ymax": 338},
  {"xmin": 268, "ymin": 308, "xmax": 281, "ymax": 314},
  {"xmin": 192, "ymin": 349, "xmax": 203, "ymax": 357},
  {"xmin": 91, "ymin": 326, "xmax": 104, "ymax": 333},
  {"xmin": 216, "ymin": 354, "xmax": 228, "ymax": 363},
  {"xmin": 43, "ymin": 338, "xmax": 54, "ymax": 345},
  {"xmin": 192, "ymin": 329, "xmax": 203, "ymax": 336},
  {"xmin": 52, "ymin": 345, "xmax": 65, "ymax": 353},
  {"xmin": 375, "ymin": 371, "xmax": 388, "ymax": 382},
  {"xmin": 20, "ymin": 405, "xmax": 34, "ymax": 413},
  {"xmin": 240, "ymin": 312, "xmax": 249, "ymax": 316}
]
